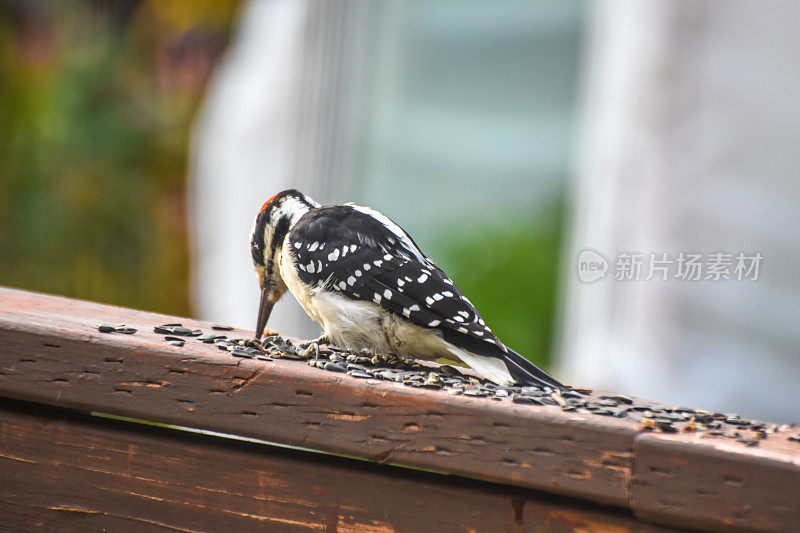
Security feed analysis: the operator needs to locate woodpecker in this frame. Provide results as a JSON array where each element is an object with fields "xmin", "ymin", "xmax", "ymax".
[{"xmin": 250, "ymin": 189, "xmax": 564, "ymax": 389}]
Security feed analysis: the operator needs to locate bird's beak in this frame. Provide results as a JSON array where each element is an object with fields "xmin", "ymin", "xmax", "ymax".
[{"xmin": 255, "ymin": 287, "xmax": 275, "ymax": 340}]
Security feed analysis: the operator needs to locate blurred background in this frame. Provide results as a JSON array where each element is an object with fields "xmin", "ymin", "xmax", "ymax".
[{"xmin": 1, "ymin": 0, "xmax": 797, "ymax": 422}]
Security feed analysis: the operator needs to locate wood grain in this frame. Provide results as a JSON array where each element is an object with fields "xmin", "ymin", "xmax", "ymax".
[
  {"xmin": 632, "ymin": 432, "xmax": 800, "ymax": 532},
  {"xmin": 0, "ymin": 287, "xmax": 635, "ymax": 507},
  {"xmin": 0, "ymin": 400, "xmax": 678, "ymax": 532},
  {"xmin": 0, "ymin": 287, "xmax": 798, "ymax": 531}
]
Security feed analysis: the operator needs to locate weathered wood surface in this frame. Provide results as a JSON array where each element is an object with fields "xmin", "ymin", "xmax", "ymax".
[
  {"xmin": 632, "ymin": 432, "xmax": 800, "ymax": 532},
  {"xmin": 0, "ymin": 287, "xmax": 798, "ymax": 531},
  {"xmin": 0, "ymin": 288, "xmax": 636, "ymax": 506},
  {"xmin": 0, "ymin": 400, "xmax": 677, "ymax": 532}
]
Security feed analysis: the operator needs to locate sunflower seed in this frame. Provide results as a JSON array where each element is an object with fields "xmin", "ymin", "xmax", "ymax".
[
  {"xmin": 324, "ymin": 362, "xmax": 347, "ymax": 373},
  {"xmin": 231, "ymin": 347, "xmax": 254, "ymax": 358},
  {"xmin": 154, "ymin": 324, "xmax": 200, "ymax": 336},
  {"xmin": 438, "ymin": 365, "xmax": 463, "ymax": 377},
  {"xmin": 600, "ymin": 394, "xmax": 633, "ymax": 405},
  {"xmin": 512, "ymin": 394, "xmax": 544, "ymax": 405}
]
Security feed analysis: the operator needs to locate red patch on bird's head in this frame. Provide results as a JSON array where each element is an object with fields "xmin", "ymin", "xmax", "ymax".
[{"xmin": 259, "ymin": 192, "xmax": 281, "ymax": 214}]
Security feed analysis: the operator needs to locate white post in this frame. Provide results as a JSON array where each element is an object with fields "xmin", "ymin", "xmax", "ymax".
[
  {"xmin": 561, "ymin": 0, "xmax": 800, "ymax": 422},
  {"xmin": 188, "ymin": 0, "xmax": 369, "ymax": 337}
]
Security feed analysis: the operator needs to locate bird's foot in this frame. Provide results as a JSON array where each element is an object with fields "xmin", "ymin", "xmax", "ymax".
[
  {"xmin": 298, "ymin": 335, "xmax": 329, "ymax": 347},
  {"xmin": 312, "ymin": 334, "xmax": 331, "ymax": 346}
]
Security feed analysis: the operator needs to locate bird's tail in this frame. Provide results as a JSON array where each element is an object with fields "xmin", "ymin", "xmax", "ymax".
[
  {"xmin": 501, "ymin": 347, "xmax": 565, "ymax": 389},
  {"xmin": 441, "ymin": 328, "xmax": 565, "ymax": 389}
]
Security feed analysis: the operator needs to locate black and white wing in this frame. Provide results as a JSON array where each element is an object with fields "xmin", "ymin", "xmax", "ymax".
[{"xmin": 287, "ymin": 204, "xmax": 563, "ymax": 389}]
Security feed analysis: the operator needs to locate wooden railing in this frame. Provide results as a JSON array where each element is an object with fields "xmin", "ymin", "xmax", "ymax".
[{"xmin": 0, "ymin": 287, "xmax": 797, "ymax": 531}]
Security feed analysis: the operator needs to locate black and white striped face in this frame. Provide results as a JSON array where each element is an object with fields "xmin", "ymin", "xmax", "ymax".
[
  {"xmin": 250, "ymin": 189, "xmax": 319, "ymax": 337},
  {"xmin": 250, "ymin": 190, "xmax": 318, "ymax": 275}
]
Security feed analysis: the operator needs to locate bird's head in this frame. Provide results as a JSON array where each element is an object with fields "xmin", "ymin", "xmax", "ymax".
[{"xmin": 250, "ymin": 189, "xmax": 319, "ymax": 339}]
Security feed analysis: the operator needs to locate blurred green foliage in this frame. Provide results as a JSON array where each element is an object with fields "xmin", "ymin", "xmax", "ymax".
[
  {"xmin": 0, "ymin": 0, "xmax": 238, "ymax": 315},
  {"xmin": 435, "ymin": 200, "xmax": 565, "ymax": 367}
]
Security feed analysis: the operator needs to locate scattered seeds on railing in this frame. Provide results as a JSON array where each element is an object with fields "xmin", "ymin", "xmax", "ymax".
[
  {"xmin": 97, "ymin": 324, "xmax": 117, "ymax": 333},
  {"xmin": 168, "ymin": 340, "xmax": 185, "ymax": 347},
  {"xmin": 139, "ymin": 326, "xmax": 790, "ymax": 448},
  {"xmin": 211, "ymin": 324, "xmax": 234, "ymax": 331}
]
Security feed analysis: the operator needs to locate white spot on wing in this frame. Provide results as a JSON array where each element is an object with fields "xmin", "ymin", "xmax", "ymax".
[
  {"xmin": 425, "ymin": 296, "xmax": 434, "ymax": 305},
  {"xmin": 457, "ymin": 327, "xmax": 468, "ymax": 334},
  {"xmin": 383, "ymin": 289, "xmax": 392, "ymax": 299},
  {"xmin": 348, "ymin": 204, "xmax": 427, "ymax": 262},
  {"xmin": 294, "ymin": 242, "xmax": 302, "ymax": 249},
  {"xmin": 428, "ymin": 320, "xmax": 441, "ymax": 327},
  {"xmin": 409, "ymin": 304, "xmax": 419, "ymax": 311},
  {"xmin": 433, "ymin": 293, "xmax": 443, "ymax": 301},
  {"xmin": 402, "ymin": 308, "xmax": 411, "ymax": 317},
  {"xmin": 347, "ymin": 276, "xmax": 356, "ymax": 286},
  {"xmin": 442, "ymin": 291, "xmax": 453, "ymax": 297},
  {"xmin": 417, "ymin": 274, "xmax": 428, "ymax": 283},
  {"xmin": 307, "ymin": 262, "xmax": 315, "ymax": 273},
  {"xmin": 328, "ymin": 248, "xmax": 340, "ymax": 261},
  {"xmin": 373, "ymin": 293, "xmax": 382, "ymax": 303},
  {"xmin": 309, "ymin": 242, "xmax": 319, "ymax": 251},
  {"xmin": 355, "ymin": 270, "xmax": 362, "ymax": 277}
]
